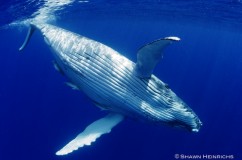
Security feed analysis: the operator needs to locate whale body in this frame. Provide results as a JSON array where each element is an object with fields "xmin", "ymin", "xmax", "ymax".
[{"xmin": 19, "ymin": 23, "xmax": 202, "ymax": 155}]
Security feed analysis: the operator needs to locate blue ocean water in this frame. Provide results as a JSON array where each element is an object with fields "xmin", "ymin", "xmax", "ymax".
[{"xmin": 1, "ymin": 0, "xmax": 242, "ymax": 160}]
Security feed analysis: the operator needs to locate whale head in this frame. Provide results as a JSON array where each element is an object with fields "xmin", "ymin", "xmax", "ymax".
[{"xmin": 135, "ymin": 75, "xmax": 202, "ymax": 132}]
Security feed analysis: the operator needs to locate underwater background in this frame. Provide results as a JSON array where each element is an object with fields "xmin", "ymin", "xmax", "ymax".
[{"xmin": 0, "ymin": 0, "xmax": 242, "ymax": 160}]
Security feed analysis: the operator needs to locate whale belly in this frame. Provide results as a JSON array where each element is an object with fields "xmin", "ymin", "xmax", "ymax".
[{"xmin": 45, "ymin": 27, "xmax": 141, "ymax": 115}]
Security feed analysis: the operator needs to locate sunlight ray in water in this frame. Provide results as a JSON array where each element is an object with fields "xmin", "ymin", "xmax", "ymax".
[
  {"xmin": 32, "ymin": 0, "xmax": 75, "ymax": 23},
  {"xmin": 7, "ymin": 0, "xmax": 77, "ymax": 28}
]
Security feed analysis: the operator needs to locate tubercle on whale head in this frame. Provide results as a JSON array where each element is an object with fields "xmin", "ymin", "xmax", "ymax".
[
  {"xmin": 173, "ymin": 103, "xmax": 202, "ymax": 133},
  {"xmin": 163, "ymin": 111, "xmax": 202, "ymax": 133},
  {"xmin": 184, "ymin": 117, "xmax": 202, "ymax": 133},
  {"xmin": 192, "ymin": 115, "xmax": 203, "ymax": 132},
  {"xmin": 174, "ymin": 107, "xmax": 202, "ymax": 133}
]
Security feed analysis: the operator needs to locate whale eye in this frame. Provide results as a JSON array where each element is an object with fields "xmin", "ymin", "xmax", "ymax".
[
  {"xmin": 83, "ymin": 53, "xmax": 90, "ymax": 60},
  {"xmin": 164, "ymin": 83, "xmax": 170, "ymax": 89},
  {"xmin": 85, "ymin": 56, "xmax": 90, "ymax": 60}
]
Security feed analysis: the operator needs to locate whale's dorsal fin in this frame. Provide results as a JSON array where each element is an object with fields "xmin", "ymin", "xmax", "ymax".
[
  {"xmin": 135, "ymin": 37, "xmax": 180, "ymax": 78},
  {"xmin": 56, "ymin": 113, "xmax": 124, "ymax": 155}
]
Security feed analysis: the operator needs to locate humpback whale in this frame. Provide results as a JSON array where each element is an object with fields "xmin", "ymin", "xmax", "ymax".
[{"xmin": 19, "ymin": 23, "xmax": 202, "ymax": 155}]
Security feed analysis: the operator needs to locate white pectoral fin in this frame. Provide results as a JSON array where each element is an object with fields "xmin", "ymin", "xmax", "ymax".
[
  {"xmin": 135, "ymin": 37, "xmax": 180, "ymax": 78},
  {"xmin": 56, "ymin": 113, "xmax": 124, "ymax": 156}
]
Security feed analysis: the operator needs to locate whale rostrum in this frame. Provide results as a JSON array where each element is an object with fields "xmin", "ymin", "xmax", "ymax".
[{"xmin": 19, "ymin": 23, "xmax": 202, "ymax": 155}]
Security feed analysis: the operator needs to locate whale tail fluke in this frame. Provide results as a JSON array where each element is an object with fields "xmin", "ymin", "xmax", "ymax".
[{"xmin": 19, "ymin": 24, "xmax": 36, "ymax": 51}]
